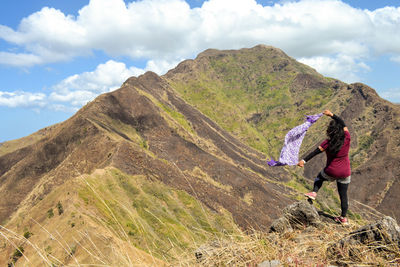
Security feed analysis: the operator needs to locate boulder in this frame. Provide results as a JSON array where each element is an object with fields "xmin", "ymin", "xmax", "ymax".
[
  {"xmin": 340, "ymin": 216, "xmax": 400, "ymax": 247},
  {"xmin": 328, "ymin": 216, "xmax": 400, "ymax": 262},
  {"xmin": 283, "ymin": 201, "xmax": 321, "ymax": 229},
  {"xmin": 269, "ymin": 217, "xmax": 293, "ymax": 233},
  {"xmin": 269, "ymin": 201, "xmax": 321, "ymax": 233}
]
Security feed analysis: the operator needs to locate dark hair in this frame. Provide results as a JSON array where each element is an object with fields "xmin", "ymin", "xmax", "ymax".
[{"xmin": 326, "ymin": 120, "xmax": 345, "ymax": 155}]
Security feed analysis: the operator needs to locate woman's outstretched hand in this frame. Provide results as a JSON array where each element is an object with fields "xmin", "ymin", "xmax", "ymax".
[
  {"xmin": 297, "ymin": 160, "xmax": 305, "ymax": 167},
  {"xmin": 323, "ymin": 110, "xmax": 333, "ymax": 117}
]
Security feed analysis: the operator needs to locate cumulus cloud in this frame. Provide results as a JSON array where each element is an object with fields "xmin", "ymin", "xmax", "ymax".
[
  {"xmin": 0, "ymin": 57, "xmax": 183, "ymax": 110},
  {"xmin": 380, "ymin": 88, "xmax": 400, "ymax": 103},
  {"xmin": 365, "ymin": 7, "xmax": 400, "ymax": 54},
  {"xmin": 0, "ymin": 91, "xmax": 46, "ymax": 108},
  {"xmin": 0, "ymin": 8, "xmax": 88, "ymax": 65},
  {"xmin": 298, "ymin": 54, "xmax": 371, "ymax": 83},
  {"xmin": 145, "ymin": 59, "xmax": 181, "ymax": 75},
  {"xmin": 0, "ymin": 52, "xmax": 43, "ymax": 67},
  {"xmin": 1, "ymin": 0, "xmax": 400, "ymax": 68},
  {"xmin": 0, "ymin": 60, "xmax": 145, "ymax": 110},
  {"xmin": 52, "ymin": 60, "xmax": 144, "ymax": 94},
  {"xmin": 0, "ymin": 0, "xmax": 194, "ymax": 66},
  {"xmin": 2, "ymin": 0, "xmax": 400, "ymax": 105},
  {"xmin": 391, "ymin": 55, "xmax": 400, "ymax": 63},
  {"xmin": 49, "ymin": 60, "xmax": 145, "ymax": 110}
]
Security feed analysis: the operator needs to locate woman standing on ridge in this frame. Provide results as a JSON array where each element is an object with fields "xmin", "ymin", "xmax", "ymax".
[{"xmin": 297, "ymin": 110, "xmax": 351, "ymax": 224}]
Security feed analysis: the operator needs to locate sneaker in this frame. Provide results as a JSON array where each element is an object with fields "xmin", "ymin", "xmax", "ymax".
[
  {"xmin": 304, "ymin": 192, "xmax": 317, "ymax": 200},
  {"xmin": 334, "ymin": 216, "xmax": 348, "ymax": 225}
]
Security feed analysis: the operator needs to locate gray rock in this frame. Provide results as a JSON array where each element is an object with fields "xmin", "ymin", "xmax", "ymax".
[
  {"xmin": 283, "ymin": 201, "xmax": 320, "ymax": 229},
  {"xmin": 269, "ymin": 216, "xmax": 293, "ymax": 233},
  {"xmin": 269, "ymin": 201, "xmax": 320, "ymax": 233},
  {"xmin": 328, "ymin": 216, "xmax": 400, "ymax": 262},
  {"xmin": 343, "ymin": 216, "xmax": 400, "ymax": 246}
]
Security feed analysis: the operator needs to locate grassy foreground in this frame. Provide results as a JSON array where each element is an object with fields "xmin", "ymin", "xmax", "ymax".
[
  {"xmin": 1, "ymin": 168, "xmax": 398, "ymax": 266},
  {"xmin": 2, "ymin": 212, "xmax": 399, "ymax": 266}
]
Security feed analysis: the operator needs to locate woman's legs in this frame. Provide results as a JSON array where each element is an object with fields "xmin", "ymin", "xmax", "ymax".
[
  {"xmin": 337, "ymin": 182, "xmax": 349, "ymax": 217},
  {"xmin": 313, "ymin": 173, "xmax": 326, "ymax": 192}
]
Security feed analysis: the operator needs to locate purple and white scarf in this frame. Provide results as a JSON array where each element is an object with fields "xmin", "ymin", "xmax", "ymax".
[{"xmin": 268, "ymin": 113, "xmax": 323, "ymax": 166}]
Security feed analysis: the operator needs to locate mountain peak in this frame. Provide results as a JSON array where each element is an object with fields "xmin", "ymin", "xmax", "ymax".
[{"xmin": 197, "ymin": 44, "xmax": 288, "ymax": 58}]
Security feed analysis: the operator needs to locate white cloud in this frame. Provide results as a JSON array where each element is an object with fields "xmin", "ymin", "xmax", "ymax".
[
  {"xmin": 380, "ymin": 88, "xmax": 400, "ymax": 103},
  {"xmin": 50, "ymin": 90, "xmax": 97, "ymax": 106},
  {"xmin": 0, "ymin": 8, "xmax": 88, "ymax": 65},
  {"xmin": 52, "ymin": 60, "xmax": 144, "ymax": 94},
  {"xmin": 44, "ymin": 59, "xmax": 178, "ymax": 111},
  {"xmin": 0, "ymin": 0, "xmax": 195, "ymax": 66},
  {"xmin": 391, "ymin": 55, "xmax": 400, "ymax": 63},
  {"xmin": 365, "ymin": 7, "xmax": 400, "ymax": 54},
  {"xmin": 2, "ymin": 0, "xmax": 400, "ymax": 68},
  {"xmin": 145, "ymin": 59, "xmax": 181, "ymax": 75},
  {"xmin": 298, "ymin": 54, "xmax": 371, "ymax": 83},
  {"xmin": 0, "ymin": 91, "xmax": 46, "ymax": 108},
  {"xmin": 49, "ymin": 60, "xmax": 145, "ymax": 108},
  {"xmin": 0, "ymin": 52, "xmax": 43, "ymax": 67},
  {"xmin": 1, "ymin": 0, "xmax": 400, "ymax": 105},
  {"xmin": 0, "ymin": 60, "xmax": 145, "ymax": 110}
]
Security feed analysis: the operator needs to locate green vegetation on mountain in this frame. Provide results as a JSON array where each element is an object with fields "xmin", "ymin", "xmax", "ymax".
[
  {"xmin": 78, "ymin": 167, "xmax": 240, "ymax": 261},
  {"xmin": 166, "ymin": 45, "xmax": 335, "ymax": 157}
]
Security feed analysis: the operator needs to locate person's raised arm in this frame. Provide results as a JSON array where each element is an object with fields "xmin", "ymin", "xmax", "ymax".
[{"xmin": 323, "ymin": 110, "xmax": 348, "ymax": 131}]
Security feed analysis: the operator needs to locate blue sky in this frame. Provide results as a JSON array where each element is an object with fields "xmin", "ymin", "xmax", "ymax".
[{"xmin": 1, "ymin": 0, "xmax": 400, "ymax": 142}]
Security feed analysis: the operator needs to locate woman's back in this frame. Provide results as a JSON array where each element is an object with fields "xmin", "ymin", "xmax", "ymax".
[{"xmin": 321, "ymin": 130, "xmax": 351, "ymax": 178}]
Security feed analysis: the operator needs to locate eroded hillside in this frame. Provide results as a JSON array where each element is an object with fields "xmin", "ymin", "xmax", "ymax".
[
  {"xmin": 0, "ymin": 45, "xmax": 399, "ymax": 265},
  {"xmin": 164, "ymin": 44, "xmax": 400, "ymax": 221}
]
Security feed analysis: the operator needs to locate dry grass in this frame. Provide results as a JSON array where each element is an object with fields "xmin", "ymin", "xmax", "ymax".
[
  {"xmin": 174, "ymin": 222, "xmax": 400, "ymax": 266},
  {"xmin": 1, "ymin": 166, "xmax": 399, "ymax": 266},
  {"xmin": 187, "ymin": 167, "xmax": 233, "ymax": 193},
  {"xmin": 0, "ymin": 165, "xmax": 236, "ymax": 266},
  {"xmin": 2, "ymin": 203, "xmax": 400, "ymax": 266}
]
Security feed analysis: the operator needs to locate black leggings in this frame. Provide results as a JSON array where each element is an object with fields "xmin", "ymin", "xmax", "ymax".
[{"xmin": 313, "ymin": 173, "xmax": 349, "ymax": 217}]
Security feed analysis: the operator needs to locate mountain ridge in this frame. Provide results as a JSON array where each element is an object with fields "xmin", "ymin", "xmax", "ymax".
[
  {"xmin": 1, "ymin": 44, "xmax": 399, "ymax": 265},
  {"xmin": 164, "ymin": 44, "xmax": 400, "ymax": 220}
]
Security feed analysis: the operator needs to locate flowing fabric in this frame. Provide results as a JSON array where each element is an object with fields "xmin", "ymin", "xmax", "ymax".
[{"xmin": 268, "ymin": 113, "xmax": 323, "ymax": 166}]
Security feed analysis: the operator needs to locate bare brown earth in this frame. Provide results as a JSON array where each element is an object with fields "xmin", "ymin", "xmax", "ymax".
[
  {"xmin": 96, "ymin": 72, "xmax": 293, "ymax": 229},
  {"xmin": 164, "ymin": 45, "xmax": 400, "ymax": 222},
  {"xmin": 0, "ymin": 69, "xmax": 292, "ymax": 231},
  {"xmin": 0, "ymin": 67, "xmax": 295, "ymax": 264}
]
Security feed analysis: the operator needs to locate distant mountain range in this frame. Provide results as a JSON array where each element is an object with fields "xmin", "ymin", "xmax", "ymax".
[{"xmin": 0, "ymin": 45, "xmax": 399, "ymax": 265}]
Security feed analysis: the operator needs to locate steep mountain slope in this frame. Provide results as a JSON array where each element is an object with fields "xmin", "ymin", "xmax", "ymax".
[
  {"xmin": 0, "ymin": 44, "xmax": 398, "ymax": 265},
  {"xmin": 304, "ymin": 83, "xmax": 400, "ymax": 219},
  {"xmin": 165, "ymin": 45, "xmax": 336, "ymax": 156},
  {"xmin": 0, "ymin": 52, "xmax": 297, "ymax": 264},
  {"xmin": 165, "ymin": 44, "xmax": 400, "ymax": 221},
  {"xmin": 0, "ymin": 70, "xmax": 293, "ymax": 227}
]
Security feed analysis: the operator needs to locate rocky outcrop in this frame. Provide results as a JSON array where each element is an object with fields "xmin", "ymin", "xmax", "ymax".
[
  {"xmin": 337, "ymin": 216, "xmax": 400, "ymax": 247},
  {"xmin": 269, "ymin": 201, "xmax": 321, "ymax": 233},
  {"xmin": 346, "ymin": 216, "xmax": 400, "ymax": 246},
  {"xmin": 194, "ymin": 200, "xmax": 400, "ymax": 266},
  {"xmin": 328, "ymin": 216, "xmax": 400, "ymax": 263}
]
